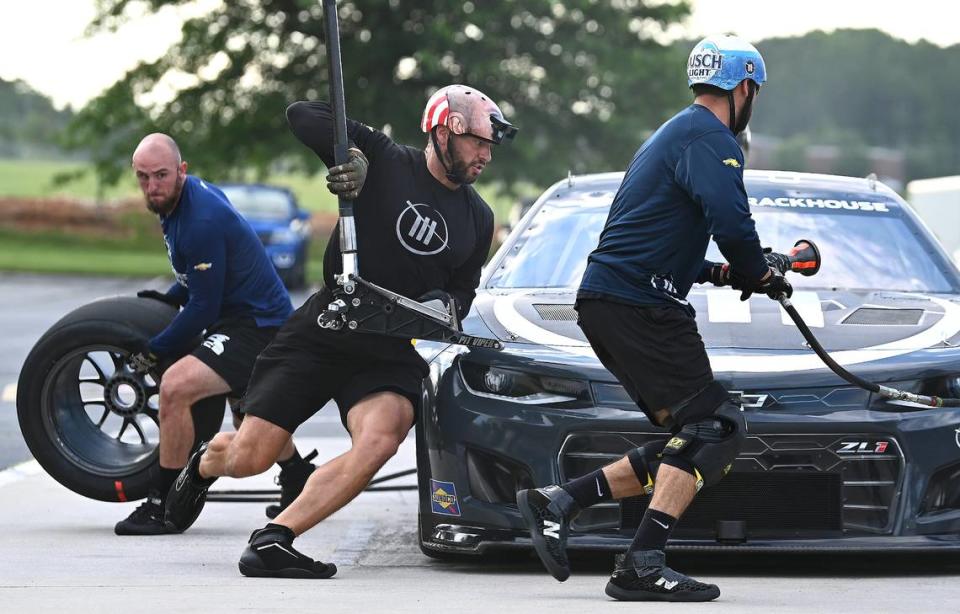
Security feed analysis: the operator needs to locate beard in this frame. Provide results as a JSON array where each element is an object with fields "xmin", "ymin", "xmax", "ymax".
[
  {"xmin": 734, "ymin": 83, "xmax": 757, "ymax": 136},
  {"xmin": 445, "ymin": 137, "xmax": 478, "ymax": 185},
  {"xmin": 145, "ymin": 173, "xmax": 184, "ymax": 216}
]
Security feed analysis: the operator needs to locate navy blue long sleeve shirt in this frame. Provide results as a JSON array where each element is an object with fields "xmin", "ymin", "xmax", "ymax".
[
  {"xmin": 578, "ymin": 104, "xmax": 768, "ymax": 310},
  {"xmin": 149, "ymin": 175, "xmax": 293, "ymax": 357}
]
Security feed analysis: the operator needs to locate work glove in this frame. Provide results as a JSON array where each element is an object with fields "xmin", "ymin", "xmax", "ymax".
[
  {"xmin": 127, "ymin": 341, "xmax": 159, "ymax": 375},
  {"xmin": 761, "ymin": 247, "xmax": 792, "ymax": 276},
  {"xmin": 702, "ymin": 262, "xmax": 732, "ymax": 287},
  {"xmin": 417, "ymin": 290, "xmax": 461, "ymax": 331},
  {"xmin": 326, "ymin": 147, "xmax": 368, "ymax": 200},
  {"xmin": 137, "ymin": 289, "xmax": 185, "ymax": 308},
  {"xmin": 732, "ymin": 267, "xmax": 793, "ymax": 302}
]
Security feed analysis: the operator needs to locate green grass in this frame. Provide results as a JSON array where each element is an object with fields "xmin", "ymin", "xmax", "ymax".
[
  {"xmin": 0, "ymin": 158, "xmax": 535, "ymax": 220},
  {"xmin": 0, "ymin": 157, "xmax": 533, "ymax": 279},
  {"xmin": 0, "ymin": 229, "xmax": 171, "ymax": 277},
  {"xmin": 0, "ymin": 159, "xmax": 140, "ymax": 201},
  {"xmin": 0, "ymin": 227, "xmax": 330, "ymax": 283}
]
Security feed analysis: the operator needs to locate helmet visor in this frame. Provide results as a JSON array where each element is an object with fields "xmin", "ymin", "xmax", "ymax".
[{"xmin": 470, "ymin": 114, "xmax": 517, "ymax": 145}]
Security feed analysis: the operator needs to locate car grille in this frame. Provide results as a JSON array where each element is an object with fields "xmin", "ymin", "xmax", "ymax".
[
  {"xmin": 559, "ymin": 432, "xmax": 903, "ymax": 538},
  {"xmin": 842, "ymin": 307, "xmax": 924, "ymax": 325},
  {"xmin": 532, "ymin": 304, "xmax": 578, "ymax": 321}
]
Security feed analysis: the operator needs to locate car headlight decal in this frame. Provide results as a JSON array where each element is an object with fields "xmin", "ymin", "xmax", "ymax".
[{"xmin": 459, "ymin": 361, "xmax": 591, "ymax": 407}]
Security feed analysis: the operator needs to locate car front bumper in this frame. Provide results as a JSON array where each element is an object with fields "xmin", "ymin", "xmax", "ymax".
[{"xmin": 417, "ymin": 359, "xmax": 960, "ymax": 554}]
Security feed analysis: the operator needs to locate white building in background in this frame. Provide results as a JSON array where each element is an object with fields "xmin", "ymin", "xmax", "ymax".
[{"xmin": 907, "ymin": 176, "xmax": 960, "ymax": 266}]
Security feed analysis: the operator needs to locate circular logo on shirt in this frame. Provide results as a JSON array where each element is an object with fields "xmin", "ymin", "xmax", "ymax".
[{"xmin": 396, "ymin": 200, "xmax": 450, "ymax": 256}]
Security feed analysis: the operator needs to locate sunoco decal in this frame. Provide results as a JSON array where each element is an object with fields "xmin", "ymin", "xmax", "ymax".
[
  {"xmin": 749, "ymin": 196, "xmax": 891, "ymax": 212},
  {"xmin": 430, "ymin": 479, "xmax": 461, "ymax": 516}
]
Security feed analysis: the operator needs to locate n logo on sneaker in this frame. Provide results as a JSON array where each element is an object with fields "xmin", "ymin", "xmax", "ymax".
[
  {"xmin": 543, "ymin": 520, "xmax": 561, "ymax": 540},
  {"xmin": 656, "ymin": 577, "xmax": 679, "ymax": 590}
]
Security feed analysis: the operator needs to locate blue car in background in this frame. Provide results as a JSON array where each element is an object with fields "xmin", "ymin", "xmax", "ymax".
[{"xmin": 219, "ymin": 183, "xmax": 311, "ymax": 289}]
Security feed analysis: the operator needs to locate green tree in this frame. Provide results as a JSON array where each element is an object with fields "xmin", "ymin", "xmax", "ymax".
[
  {"xmin": 0, "ymin": 78, "xmax": 73, "ymax": 157},
  {"xmin": 752, "ymin": 29, "xmax": 960, "ymax": 181},
  {"xmin": 70, "ymin": 0, "xmax": 691, "ymax": 189}
]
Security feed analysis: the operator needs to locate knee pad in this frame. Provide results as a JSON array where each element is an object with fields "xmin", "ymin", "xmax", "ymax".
[
  {"xmin": 626, "ymin": 439, "xmax": 668, "ymax": 495},
  {"xmin": 661, "ymin": 399, "xmax": 746, "ymax": 489},
  {"xmin": 191, "ymin": 394, "xmax": 227, "ymax": 451}
]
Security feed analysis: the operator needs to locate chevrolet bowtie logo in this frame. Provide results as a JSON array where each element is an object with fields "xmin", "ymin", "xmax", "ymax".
[
  {"xmin": 729, "ymin": 391, "xmax": 768, "ymax": 408},
  {"xmin": 722, "ymin": 158, "xmax": 741, "ymax": 168},
  {"xmin": 193, "ymin": 262, "xmax": 213, "ymax": 271}
]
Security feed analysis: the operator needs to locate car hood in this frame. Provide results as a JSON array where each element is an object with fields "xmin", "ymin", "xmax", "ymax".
[{"xmin": 470, "ymin": 288, "xmax": 960, "ymax": 376}]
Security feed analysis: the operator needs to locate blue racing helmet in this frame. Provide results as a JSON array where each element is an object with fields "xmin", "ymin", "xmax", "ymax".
[{"xmin": 687, "ymin": 35, "xmax": 766, "ymax": 90}]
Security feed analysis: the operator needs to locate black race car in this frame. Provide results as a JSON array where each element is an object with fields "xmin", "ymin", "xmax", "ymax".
[{"xmin": 414, "ymin": 170, "xmax": 960, "ymax": 555}]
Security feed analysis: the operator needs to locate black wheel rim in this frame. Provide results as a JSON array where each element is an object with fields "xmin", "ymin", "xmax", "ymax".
[{"xmin": 40, "ymin": 345, "xmax": 159, "ymax": 477}]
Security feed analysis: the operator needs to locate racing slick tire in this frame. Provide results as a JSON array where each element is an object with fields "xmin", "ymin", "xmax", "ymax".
[{"xmin": 16, "ymin": 296, "xmax": 220, "ymax": 502}]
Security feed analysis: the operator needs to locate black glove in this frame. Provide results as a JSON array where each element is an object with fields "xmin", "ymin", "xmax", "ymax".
[
  {"xmin": 137, "ymin": 289, "xmax": 184, "ymax": 308},
  {"xmin": 732, "ymin": 267, "xmax": 793, "ymax": 301},
  {"xmin": 702, "ymin": 262, "xmax": 732, "ymax": 287},
  {"xmin": 326, "ymin": 147, "xmax": 368, "ymax": 200},
  {"xmin": 762, "ymin": 247, "xmax": 792, "ymax": 276},
  {"xmin": 417, "ymin": 290, "xmax": 461, "ymax": 331},
  {"xmin": 127, "ymin": 343, "xmax": 159, "ymax": 375}
]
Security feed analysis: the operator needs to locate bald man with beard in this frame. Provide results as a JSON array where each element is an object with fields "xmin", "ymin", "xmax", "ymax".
[{"xmin": 116, "ymin": 134, "xmax": 320, "ymax": 535}]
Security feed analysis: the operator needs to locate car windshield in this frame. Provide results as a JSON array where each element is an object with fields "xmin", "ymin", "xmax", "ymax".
[
  {"xmin": 489, "ymin": 187, "xmax": 956, "ymax": 293},
  {"xmin": 221, "ymin": 187, "xmax": 292, "ymax": 222}
]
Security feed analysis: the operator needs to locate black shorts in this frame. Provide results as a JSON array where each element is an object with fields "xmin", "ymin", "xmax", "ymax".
[
  {"xmin": 242, "ymin": 290, "xmax": 429, "ymax": 433},
  {"xmin": 575, "ymin": 298, "xmax": 714, "ymax": 424},
  {"xmin": 189, "ymin": 318, "xmax": 279, "ymax": 397}
]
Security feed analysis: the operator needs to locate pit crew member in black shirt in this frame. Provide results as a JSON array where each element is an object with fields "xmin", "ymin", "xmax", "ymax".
[{"xmin": 165, "ymin": 85, "xmax": 516, "ymax": 579}]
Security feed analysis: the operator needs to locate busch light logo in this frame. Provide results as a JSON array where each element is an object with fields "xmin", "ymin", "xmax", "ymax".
[{"xmin": 688, "ymin": 41, "xmax": 723, "ymax": 83}]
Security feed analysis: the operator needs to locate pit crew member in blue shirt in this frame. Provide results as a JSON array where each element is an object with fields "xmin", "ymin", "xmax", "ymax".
[
  {"xmin": 517, "ymin": 35, "xmax": 791, "ymax": 602},
  {"xmin": 117, "ymin": 133, "xmax": 363, "ymax": 534}
]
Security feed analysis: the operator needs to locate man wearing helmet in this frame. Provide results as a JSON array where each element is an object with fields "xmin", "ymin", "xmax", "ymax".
[
  {"xmin": 163, "ymin": 85, "xmax": 516, "ymax": 579},
  {"xmin": 517, "ymin": 35, "xmax": 789, "ymax": 602}
]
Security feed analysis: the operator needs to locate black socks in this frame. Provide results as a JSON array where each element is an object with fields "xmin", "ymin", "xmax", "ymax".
[
  {"xmin": 561, "ymin": 469, "xmax": 613, "ymax": 509},
  {"xmin": 157, "ymin": 465, "xmax": 183, "ymax": 499},
  {"xmin": 277, "ymin": 448, "xmax": 304, "ymax": 469},
  {"xmin": 630, "ymin": 508, "xmax": 676, "ymax": 553}
]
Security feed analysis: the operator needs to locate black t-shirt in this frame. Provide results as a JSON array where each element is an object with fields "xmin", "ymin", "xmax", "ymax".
[{"xmin": 286, "ymin": 101, "xmax": 494, "ymax": 318}]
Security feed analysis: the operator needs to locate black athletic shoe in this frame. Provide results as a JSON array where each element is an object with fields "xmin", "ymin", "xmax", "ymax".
[
  {"xmin": 238, "ymin": 525, "xmax": 337, "ymax": 579},
  {"xmin": 516, "ymin": 485, "xmax": 581, "ymax": 582},
  {"xmin": 605, "ymin": 549, "xmax": 720, "ymax": 602},
  {"xmin": 164, "ymin": 441, "xmax": 217, "ymax": 533},
  {"xmin": 114, "ymin": 490, "xmax": 170, "ymax": 535},
  {"xmin": 265, "ymin": 449, "xmax": 318, "ymax": 519}
]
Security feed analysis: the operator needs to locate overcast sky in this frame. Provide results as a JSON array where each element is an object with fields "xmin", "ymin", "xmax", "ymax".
[{"xmin": 1, "ymin": 0, "xmax": 954, "ymax": 110}]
